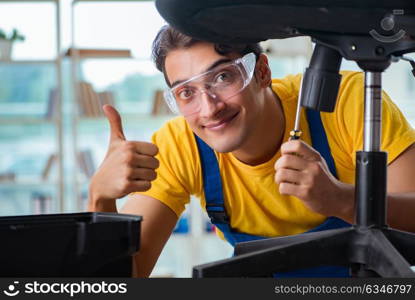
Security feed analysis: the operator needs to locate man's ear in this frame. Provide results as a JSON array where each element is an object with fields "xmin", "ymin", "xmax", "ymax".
[{"xmin": 255, "ymin": 53, "xmax": 272, "ymax": 87}]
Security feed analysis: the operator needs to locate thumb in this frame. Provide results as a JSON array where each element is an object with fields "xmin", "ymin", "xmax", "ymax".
[{"xmin": 103, "ymin": 104, "xmax": 126, "ymax": 142}]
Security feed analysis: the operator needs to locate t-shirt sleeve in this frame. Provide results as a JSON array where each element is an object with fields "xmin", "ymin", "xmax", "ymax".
[
  {"xmin": 131, "ymin": 119, "xmax": 199, "ymax": 217},
  {"xmin": 335, "ymin": 71, "xmax": 415, "ymax": 165}
]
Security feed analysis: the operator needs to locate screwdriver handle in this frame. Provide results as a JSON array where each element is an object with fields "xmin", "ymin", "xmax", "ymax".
[{"xmin": 289, "ymin": 130, "xmax": 302, "ymax": 141}]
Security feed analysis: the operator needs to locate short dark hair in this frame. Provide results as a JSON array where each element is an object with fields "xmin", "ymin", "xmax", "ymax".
[{"xmin": 151, "ymin": 25, "xmax": 263, "ymax": 85}]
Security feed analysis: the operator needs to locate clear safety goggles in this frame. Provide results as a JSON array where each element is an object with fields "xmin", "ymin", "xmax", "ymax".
[{"xmin": 164, "ymin": 52, "xmax": 256, "ymax": 116}]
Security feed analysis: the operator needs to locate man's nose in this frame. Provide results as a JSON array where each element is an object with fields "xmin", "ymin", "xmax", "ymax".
[{"xmin": 198, "ymin": 90, "xmax": 225, "ymax": 118}]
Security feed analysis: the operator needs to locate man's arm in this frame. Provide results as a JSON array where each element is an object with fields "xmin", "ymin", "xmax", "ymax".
[
  {"xmin": 120, "ymin": 194, "xmax": 178, "ymax": 278},
  {"xmin": 339, "ymin": 143, "xmax": 415, "ymax": 232},
  {"xmin": 385, "ymin": 143, "xmax": 415, "ymax": 232},
  {"xmin": 88, "ymin": 104, "xmax": 169, "ymax": 277}
]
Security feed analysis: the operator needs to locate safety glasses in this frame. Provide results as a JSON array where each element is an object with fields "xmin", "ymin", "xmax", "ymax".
[{"xmin": 164, "ymin": 52, "xmax": 256, "ymax": 116}]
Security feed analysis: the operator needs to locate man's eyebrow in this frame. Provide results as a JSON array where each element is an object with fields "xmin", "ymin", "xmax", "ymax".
[{"xmin": 170, "ymin": 58, "xmax": 232, "ymax": 88}]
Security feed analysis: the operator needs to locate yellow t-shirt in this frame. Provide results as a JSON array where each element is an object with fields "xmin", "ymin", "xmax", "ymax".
[{"xmin": 136, "ymin": 71, "xmax": 415, "ymax": 239}]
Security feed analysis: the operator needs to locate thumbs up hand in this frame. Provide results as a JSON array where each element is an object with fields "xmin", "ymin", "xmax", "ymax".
[{"xmin": 89, "ymin": 105, "xmax": 159, "ymax": 204}]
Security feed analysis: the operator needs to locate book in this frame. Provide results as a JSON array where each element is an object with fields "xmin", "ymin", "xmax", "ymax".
[
  {"xmin": 66, "ymin": 48, "xmax": 132, "ymax": 58},
  {"xmin": 45, "ymin": 88, "xmax": 59, "ymax": 120},
  {"xmin": 77, "ymin": 81, "xmax": 97, "ymax": 117},
  {"xmin": 97, "ymin": 91, "xmax": 116, "ymax": 115},
  {"xmin": 31, "ymin": 191, "xmax": 52, "ymax": 214},
  {"xmin": 77, "ymin": 150, "xmax": 96, "ymax": 178},
  {"xmin": 151, "ymin": 89, "xmax": 172, "ymax": 115},
  {"xmin": 76, "ymin": 82, "xmax": 116, "ymax": 117},
  {"xmin": 41, "ymin": 153, "xmax": 57, "ymax": 180},
  {"xmin": 0, "ymin": 172, "xmax": 16, "ymax": 182},
  {"xmin": 85, "ymin": 82, "xmax": 101, "ymax": 117},
  {"xmin": 76, "ymin": 82, "xmax": 88, "ymax": 116}
]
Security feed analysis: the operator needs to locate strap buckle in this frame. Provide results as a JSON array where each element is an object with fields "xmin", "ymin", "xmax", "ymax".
[{"xmin": 208, "ymin": 210, "xmax": 230, "ymax": 224}]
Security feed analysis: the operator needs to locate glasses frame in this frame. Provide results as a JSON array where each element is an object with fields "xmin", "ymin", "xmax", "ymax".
[{"xmin": 163, "ymin": 52, "xmax": 256, "ymax": 115}]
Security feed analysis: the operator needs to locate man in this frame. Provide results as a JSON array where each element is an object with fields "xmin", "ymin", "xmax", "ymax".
[{"xmin": 88, "ymin": 25, "xmax": 415, "ymax": 277}]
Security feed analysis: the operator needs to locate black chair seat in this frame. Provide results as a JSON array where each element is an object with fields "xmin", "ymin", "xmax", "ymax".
[{"xmin": 156, "ymin": 0, "xmax": 415, "ymax": 43}]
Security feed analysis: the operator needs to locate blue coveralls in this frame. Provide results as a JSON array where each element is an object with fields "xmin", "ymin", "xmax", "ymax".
[{"xmin": 195, "ymin": 109, "xmax": 351, "ymax": 277}]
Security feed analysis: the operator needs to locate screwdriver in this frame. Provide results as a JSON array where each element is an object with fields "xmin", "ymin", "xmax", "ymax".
[{"xmin": 289, "ymin": 76, "xmax": 304, "ymax": 141}]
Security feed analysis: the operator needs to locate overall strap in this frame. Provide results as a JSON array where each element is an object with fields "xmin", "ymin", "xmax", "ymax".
[
  {"xmin": 195, "ymin": 135, "xmax": 229, "ymax": 225},
  {"xmin": 305, "ymin": 109, "xmax": 337, "ymax": 178}
]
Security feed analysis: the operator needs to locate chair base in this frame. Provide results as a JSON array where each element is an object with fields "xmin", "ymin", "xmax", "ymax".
[{"xmin": 192, "ymin": 226, "xmax": 415, "ymax": 278}]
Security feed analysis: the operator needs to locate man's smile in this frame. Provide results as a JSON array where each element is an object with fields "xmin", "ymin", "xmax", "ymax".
[{"xmin": 202, "ymin": 111, "xmax": 240, "ymax": 131}]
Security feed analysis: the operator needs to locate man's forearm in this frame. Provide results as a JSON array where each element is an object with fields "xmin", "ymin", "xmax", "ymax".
[
  {"xmin": 386, "ymin": 193, "xmax": 415, "ymax": 233},
  {"xmin": 338, "ymin": 186, "xmax": 415, "ymax": 233}
]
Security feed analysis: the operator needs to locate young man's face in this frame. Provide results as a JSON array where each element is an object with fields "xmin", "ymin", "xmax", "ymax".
[{"xmin": 164, "ymin": 42, "xmax": 267, "ymax": 153}]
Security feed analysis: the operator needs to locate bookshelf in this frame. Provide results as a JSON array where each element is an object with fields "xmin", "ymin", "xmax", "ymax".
[
  {"xmin": 68, "ymin": 0, "xmax": 172, "ymax": 210},
  {"xmin": 0, "ymin": 0, "xmax": 64, "ymax": 215}
]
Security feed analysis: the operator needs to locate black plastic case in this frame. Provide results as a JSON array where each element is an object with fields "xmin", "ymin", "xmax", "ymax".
[{"xmin": 0, "ymin": 212, "xmax": 142, "ymax": 277}]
